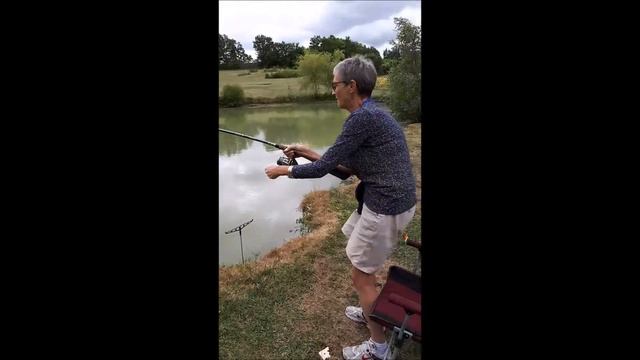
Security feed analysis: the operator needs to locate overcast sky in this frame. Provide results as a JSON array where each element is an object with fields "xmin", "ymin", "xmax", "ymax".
[{"xmin": 219, "ymin": 0, "xmax": 421, "ymax": 60}]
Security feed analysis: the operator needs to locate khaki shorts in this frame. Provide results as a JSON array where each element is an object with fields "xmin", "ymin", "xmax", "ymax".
[{"xmin": 342, "ymin": 203, "xmax": 416, "ymax": 274}]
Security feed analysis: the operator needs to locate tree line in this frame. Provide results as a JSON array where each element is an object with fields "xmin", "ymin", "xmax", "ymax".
[
  {"xmin": 218, "ymin": 34, "xmax": 253, "ymax": 70},
  {"xmin": 219, "ymin": 33, "xmax": 387, "ymax": 73},
  {"xmin": 219, "ymin": 18, "xmax": 421, "ymax": 122}
]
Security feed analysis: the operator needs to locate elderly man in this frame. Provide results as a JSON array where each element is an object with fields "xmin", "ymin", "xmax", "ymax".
[{"xmin": 265, "ymin": 55, "xmax": 416, "ymax": 360}]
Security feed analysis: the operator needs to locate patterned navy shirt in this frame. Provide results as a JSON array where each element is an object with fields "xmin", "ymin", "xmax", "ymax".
[{"xmin": 291, "ymin": 99, "xmax": 416, "ymax": 215}]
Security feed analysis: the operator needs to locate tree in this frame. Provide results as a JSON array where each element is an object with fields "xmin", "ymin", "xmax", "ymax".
[
  {"xmin": 297, "ymin": 50, "xmax": 343, "ymax": 96},
  {"xmin": 360, "ymin": 47, "xmax": 383, "ymax": 75},
  {"xmin": 389, "ymin": 17, "xmax": 421, "ymax": 74},
  {"xmin": 219, "ymin": 34, "xmax": 253, "ymax": 69},
  {"xmin": 387, "ymin": 17, "xmax": 421, "ymax": 123},
  {"xmin": 309, "ymin": 35, "xmax": 323, "ymax": 51},
  {"xmin": 381, "ymin": 48, "xmax": 401, "ymax": 74},
  {"xmin": 383, "ymin": 47, "xmax": 400, "ymax": 60},
  {"xmin": 253, "ymin": 35, "xmax": 274, "ymax": 68},
  {"xmin": 306, "ymin": 35, "xmax": 383, "ymax": 74},
  {"xmin": 253, "ymin": 35, "xmax": 305, "ymax": 69},
  {"xmin": 381, "ymin": 58, "xmax": 399, "ymax": 75},
  {"xmin": 272, "ymin": 41, "xmax": 305, "ymax": 68}
]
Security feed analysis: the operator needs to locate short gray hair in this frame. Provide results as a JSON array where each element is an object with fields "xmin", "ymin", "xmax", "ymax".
[{"xmin": 333, "ymin": 55, "xmax": 377, "ymax": 97}]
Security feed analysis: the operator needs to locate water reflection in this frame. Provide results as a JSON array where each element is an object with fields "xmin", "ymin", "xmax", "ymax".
[{"xmin": 219, "ymin": 102, "xmax": 349, "ymax": 266}]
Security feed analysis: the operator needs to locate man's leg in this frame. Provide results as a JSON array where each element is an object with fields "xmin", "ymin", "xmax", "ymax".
[{"xmin": 351, "ymin": 266, "xmax": 385, "ymax": 343}]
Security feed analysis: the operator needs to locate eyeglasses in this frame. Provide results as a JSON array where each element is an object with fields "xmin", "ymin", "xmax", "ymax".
[{"xmin": 331, "ymin": 81, "xmax": 350, "ymax": 91}]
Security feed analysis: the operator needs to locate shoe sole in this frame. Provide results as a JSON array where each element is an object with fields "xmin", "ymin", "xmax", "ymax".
[
  {"xmin": 341, "ymin": 348, "xmax": 383, "ymax": 360},
  {"xmin": 345, "ymin": 313, "xmax": 368, "ymax": 325}
]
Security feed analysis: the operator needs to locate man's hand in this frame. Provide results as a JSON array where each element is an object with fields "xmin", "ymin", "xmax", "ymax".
[
  {"xmin": 265, "ymin": 164, "xmax": 287, "ymax": 179},
  {"xmin": 283, "ymin": 144, "xmax": 319, "ymax": 161}
]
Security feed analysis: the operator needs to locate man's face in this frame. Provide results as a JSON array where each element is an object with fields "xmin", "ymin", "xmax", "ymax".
[{"xmin": 331, "ymin": 75, "xmax": 351, "ymax": 109}]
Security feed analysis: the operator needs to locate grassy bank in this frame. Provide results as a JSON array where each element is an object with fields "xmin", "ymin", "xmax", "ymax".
[
  {"xmin": 219, "ymin": 69, "xmax": 390, "ymax": 107},
  {"xmin": 219, "ymin": 123, "xmax": 421, "ymax": 359}
]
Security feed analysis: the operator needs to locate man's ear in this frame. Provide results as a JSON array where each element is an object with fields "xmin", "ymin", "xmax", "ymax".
[{"xmin": 349, "ymin": 80, "xmax": 357, "ymax": 94}]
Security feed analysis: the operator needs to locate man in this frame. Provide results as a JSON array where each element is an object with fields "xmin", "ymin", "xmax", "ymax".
[{"xmin": 265, "ymin": 55, "xmax": 416, "ymax": 360}]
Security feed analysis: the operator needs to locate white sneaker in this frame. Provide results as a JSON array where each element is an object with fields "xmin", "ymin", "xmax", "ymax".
[
  {"xmin": 345, "ymin": 306, "xmax": 368, "ymax": 325},
  {"xmin": 342, "ymin": 339, "xmax": 386, "ymax": 360}
]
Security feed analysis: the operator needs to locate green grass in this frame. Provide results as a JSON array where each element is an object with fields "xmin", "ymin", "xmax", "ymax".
[
  {"xmin": 220, "ymin": 69, "xmax": 320, "ymax": 98},
  {"xmin": 219, "ymin": 261, "xmax": 316, "ymax": 359},
  {"xmin": 219, "ymin": 69, "xmax": 390, "ymax": 103}
]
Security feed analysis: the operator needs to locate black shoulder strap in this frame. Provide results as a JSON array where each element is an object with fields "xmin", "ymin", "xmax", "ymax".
[{"xmin": 356, "ymin": 182, "xmax": 365, "ymax": 215}]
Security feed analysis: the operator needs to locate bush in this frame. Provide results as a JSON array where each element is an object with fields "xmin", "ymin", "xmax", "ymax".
[
  {"xmin": 220, "ymin": 85, "xmax": 245, "ymax": 107},
  {"xmin": 381, "ymin": 58, "xmax": 399, "ymax": 75},
  {"xmin": 265, "ymin": 69, "xmax": 299, "ymax": 78},
  {"xmin": 388, "ymin": 67, "xmax": 420, "ymax": 122},
  {"xmin": 387, "ymin": 17, "xmax": 421, "ymax": 122},
  {"xmin": 297, "ymin": 50, "xmax": 337, "ymax": 96}
]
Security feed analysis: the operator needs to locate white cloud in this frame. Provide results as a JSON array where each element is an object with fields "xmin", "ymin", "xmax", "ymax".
[
  {"xmin": 394, "ymin": 5, "xmax": 422, "ymax": 27},
  {"xmin": 219, "ymin": 1, "xmax": 328, "ymax": 59},
  {"xmin": 219, "ymin": 0, "xmax": 421, "ymax": 60}
]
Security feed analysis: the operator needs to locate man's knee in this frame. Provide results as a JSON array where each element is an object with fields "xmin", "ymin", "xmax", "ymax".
[{"xmin": 351, "ymin": 266, "xmax": 375, "ymax": 292}]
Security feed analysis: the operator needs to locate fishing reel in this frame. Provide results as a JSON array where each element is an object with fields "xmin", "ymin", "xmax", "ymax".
[{"xmin": 277, "ymin": 156, "xmax": 298, "ymax": 166}]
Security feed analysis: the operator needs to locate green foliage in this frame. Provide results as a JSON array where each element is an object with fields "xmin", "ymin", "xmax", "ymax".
[
  {"xmin": 309, "ymin": 35, "xmax": 383, "ymax": 73},
  {"xmin": 219, "ymin": 34, "xmax": 253, "ymax": 69},
  {"xmin": 390, "ymin": 18, "xmax": 421, "ymax": 64},
  {"xmin": 220, "ymin": 85, "xmax": 245, "ymax": 107},
  {"xmin": 388, "ymin": 65, "xmax": 421, "ymax": 123},
  {"xmin": 387, "ymin": 18, "xmax": 421, "ymax": 123},
  {"xmin": 265, "ymin": 69, "xmax": 299, "ymax": 79},
  {"xmin": 383, "ymin": 47, "xmax": 401, "ymax": 60},
  {"xmin": 253, "ymin": 35, "xmax": 305, "ymax": 69},
  {"xmin": 381, "ymin": 58, "xmax": 399, "ymax": 75},
  {"xmin": 331, "ymin": 49, "xmax": 345, "ymax": 63},
  {"xmin": 296, "ymin": 50, "xmax": 343, "ymax": 96}
]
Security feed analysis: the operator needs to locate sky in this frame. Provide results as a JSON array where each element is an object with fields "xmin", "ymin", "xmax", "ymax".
[{"xmin": 219, "ymin": 0, "xmax": 421, "ymax": 60}]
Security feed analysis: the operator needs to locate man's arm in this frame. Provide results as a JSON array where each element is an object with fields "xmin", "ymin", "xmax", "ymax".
[{"xmin": 284, "ymin": 144, "xmax": 353, "ymax": 179}]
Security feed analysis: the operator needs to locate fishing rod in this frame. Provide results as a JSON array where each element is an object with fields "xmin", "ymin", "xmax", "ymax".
[
  {"xmin": 218, "ymin": 127, "xmax": 352, "ymax": 179},
  {"xmin": 218, "ymin": 128, "xmax": 297, "ymax": 165},
  {"xmin": 219, "ymin": 128, "xmax": 286, "ymax": 150}
]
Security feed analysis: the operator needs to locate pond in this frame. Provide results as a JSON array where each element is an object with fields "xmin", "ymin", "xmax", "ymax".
[{"xmin": 218, "ymin": 101, "xmax": 350, "ymax": 266}]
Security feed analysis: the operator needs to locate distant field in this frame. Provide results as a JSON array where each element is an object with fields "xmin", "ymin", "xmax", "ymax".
[
  {"xmin": 219, "ymin": 69, "xmax": 389, "ymax": 100},
  {"xmin": 219, "ymin": 69, "xmax": 315, "ymax": 98}
]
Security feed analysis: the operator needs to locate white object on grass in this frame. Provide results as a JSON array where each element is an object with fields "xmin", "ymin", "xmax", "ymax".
[{"xmin": 319, "ymin": 346, "xmax": 331, "ymax": 359}]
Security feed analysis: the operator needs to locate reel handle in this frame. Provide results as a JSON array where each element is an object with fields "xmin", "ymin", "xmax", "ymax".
[
  {"xmin": 276, "ymin": 156, "xmax": 298, "ymax": 166},
  {"xmin": 275, "ymin": 144, "xmax": 297, "ymax": 165}
]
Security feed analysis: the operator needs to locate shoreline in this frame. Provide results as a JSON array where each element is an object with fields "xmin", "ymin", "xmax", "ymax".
[{"xmin": 221, "ymin": 97, "xmax": 390, "ymax": 110}]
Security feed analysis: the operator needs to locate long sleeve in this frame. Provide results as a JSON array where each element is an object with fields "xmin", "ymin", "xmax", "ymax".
[{"xmin": 291, "ymin": 113, "xmax": 369, "ymax": 179}]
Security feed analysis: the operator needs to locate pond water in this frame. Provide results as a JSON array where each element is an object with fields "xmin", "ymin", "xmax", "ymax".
[{"xmin": 218, "ymin": 101, "xmax": 350, "ymax": 266}]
